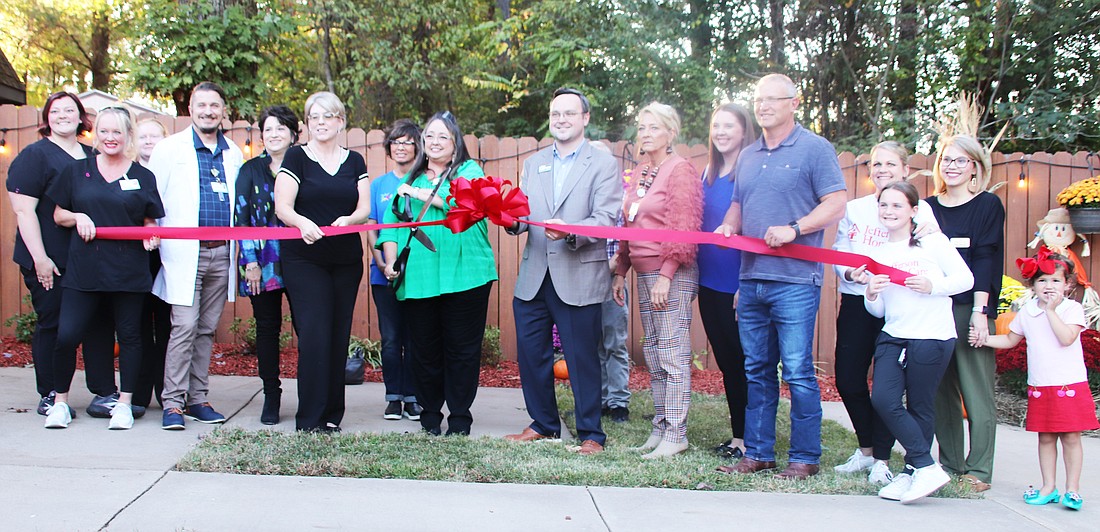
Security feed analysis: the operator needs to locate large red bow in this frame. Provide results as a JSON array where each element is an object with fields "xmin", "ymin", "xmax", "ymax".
[
  {"xmin": 444, "ymin": 176, "xmax": 531, "ymax": 233},
  {"xmin": 1016, "ymin": 245, "xmax": 1063, "ymax": 278}
]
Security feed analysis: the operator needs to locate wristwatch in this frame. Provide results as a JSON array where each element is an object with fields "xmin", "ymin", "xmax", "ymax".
[
  {"xmin": 565, "ymin": 234, "xmax": 577, "ymax": 246},
  {"xmin": 788, "ymin": 221, "xmax": 801, "ymax": 238},
  {"xmin": 972, "ymin": 305, "xmax": 989, "ymax": 314}
]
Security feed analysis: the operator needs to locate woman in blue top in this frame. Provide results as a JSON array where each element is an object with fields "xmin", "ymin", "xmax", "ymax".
[
  {"xmin": 697, "ymin": 103, "xmax": 756, "ymax": 460},
  {"xmin": 235, "ymin": 105, "xmax": 300, "ymax": 425}
]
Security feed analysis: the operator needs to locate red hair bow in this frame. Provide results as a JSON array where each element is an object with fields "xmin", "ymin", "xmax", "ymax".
[
  {"xmin": 443, "ymin": 176, "xmax": 531, "ymax": 233},
  {"xmin": 1016, "ymin": 246, "xmax": 1061, "ymax": 278}
]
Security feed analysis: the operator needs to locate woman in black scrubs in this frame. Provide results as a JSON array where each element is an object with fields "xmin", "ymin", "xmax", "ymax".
[
  {"xmin": 43, "ymin": 107, "xmax": 164, "ymax": 430},
  {"xmin": 5, "ymin": 92, "xmax": 117, "ymax": 415},
  {"xmin": 275, "ymin": 92, "xmax": 370, "ymax": 432}
]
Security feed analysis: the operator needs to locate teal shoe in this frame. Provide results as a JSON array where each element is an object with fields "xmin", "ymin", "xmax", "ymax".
[
  {"xmin": 1023, "ymin": 487, "xmax": 1060, "ymax": 505},
  {"xmin": 1062, "ymin": 492, "xmax": 1083, "ymax": 511}
]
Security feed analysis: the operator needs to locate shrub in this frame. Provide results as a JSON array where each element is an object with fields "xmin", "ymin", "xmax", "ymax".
[
  {"xmin": 996, "ymin": 328, "xmax": 1100, "ymax": 397},
  {"xmin": 481, "ymin": 325, "xmax": 503, "ymax": 367},
  {"xmin": 348, "ymin": 336, "xmax": 383, "ymax": 369},
  {"xmin": 229, "ymin": 315, "xmax": 293, "ymax": 354},
  {"xmin": 4, "ymin": 295, "xmax": 37, "ymax": 343}
]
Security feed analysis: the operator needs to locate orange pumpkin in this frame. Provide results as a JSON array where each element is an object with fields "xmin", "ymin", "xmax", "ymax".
[
  {"xmin": 114, "ymin": 342, "xmax": 120, "ymax": 357},
  {"xmin": 995, "ymin": 311, "xmax": 1017, "ymax": 335},
  {"xmin": 553, "ymin": 359, "xmax": 569, "ymax": 380}
]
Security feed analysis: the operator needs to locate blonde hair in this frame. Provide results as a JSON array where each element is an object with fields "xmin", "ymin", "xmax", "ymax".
[
  {"xmin": 636, "ymin": 102, "xmax": 681, "ymax": 155},
  {"xmin": 932, "ymin": 134, "xmax": 992, "ymax": 195},
  {"xmin": 870, "ymin": 141, "xmax": 908, "ymax": 164},
  {"xmin": 93, "ymin": 107, "xmax": 136, "ymax": 159},
  {"xmin": 304, "ymin": 91, "xmax": 346, "ymax": 124},
  {"xmin": 136, "ymin": 118, "xmax": 168, "ymax": 138}
]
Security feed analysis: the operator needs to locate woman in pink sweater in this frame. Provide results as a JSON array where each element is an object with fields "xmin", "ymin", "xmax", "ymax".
[{"xmin": 612, "ymin": 102, "xmax": 703, "ymax": 458}]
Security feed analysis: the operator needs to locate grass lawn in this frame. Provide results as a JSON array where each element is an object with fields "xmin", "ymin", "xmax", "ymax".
[{"xmin": 177, "ymin": 387, "xmax": 974, "ymax": 498}]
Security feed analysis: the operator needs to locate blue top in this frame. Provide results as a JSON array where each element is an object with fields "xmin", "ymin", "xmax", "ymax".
[
  {"xmin": 368, "ymin": 170, "xmax": 402, "ymax": 285},
  {"xmin": 732, "ymin": 124, "xmax": 846, "ymax": 286},
  {"xmin": 193, "ymin": 130, "xmax": 232, "ymax": 227},
  {"xmin": 698, "ymin": 172, "xmax": 740, "ymax": 294}
]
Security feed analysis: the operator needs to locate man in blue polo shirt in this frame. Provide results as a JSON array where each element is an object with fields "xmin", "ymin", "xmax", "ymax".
[
  {"xmin": 149, "ymin": 82, "xmax": 244, "ymax": 430},
  {"xmin": 715, "ymin": 74, "xmax": 847, "ymax": 479}
]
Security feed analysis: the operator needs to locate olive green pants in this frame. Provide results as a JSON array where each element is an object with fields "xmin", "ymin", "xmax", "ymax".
[{"xmin": 933, "ymin": 303, "xmax": 998, "ymax": 483}]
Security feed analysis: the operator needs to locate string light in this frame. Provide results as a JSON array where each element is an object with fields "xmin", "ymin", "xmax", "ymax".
[
  {"xmin": 244, "ymin": 137, "xmax": 252, "ymax": 155},
  {"xmin": 0, "ymin": 130, "xmax": 7, "ymax": 155}
]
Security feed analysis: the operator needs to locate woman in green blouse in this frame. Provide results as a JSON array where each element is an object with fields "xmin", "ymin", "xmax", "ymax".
[{"xmin": 378, "ymin": 111, "xmax": 497, "ymax": 436}]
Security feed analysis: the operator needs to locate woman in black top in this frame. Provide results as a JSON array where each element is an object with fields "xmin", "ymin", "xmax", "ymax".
[
  {"xmin": 44, "ymin": 107, "xmax": 164, "ymax": 430},
  {"xmin": 235, "ymin": 105, "xmax": 299, "ymax": 425},
  {"xmin": 926, "ymin": 134, "xmax": 1004, "ymax": 492},
  {"xmin": 275, "ymin": 92, "xmax": 371, "ymax": 432},
  {"xmin": 5, "ymin": 91, "xmax": 117, "ymax": 415}
]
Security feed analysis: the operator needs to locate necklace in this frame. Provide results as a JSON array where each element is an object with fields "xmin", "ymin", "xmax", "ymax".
[{"xmin": 635, "ymin": 164, "xmax": 661, "ymax": 198}]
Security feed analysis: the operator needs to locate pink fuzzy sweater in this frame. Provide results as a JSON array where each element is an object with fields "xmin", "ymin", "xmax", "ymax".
[{"xmin": 615, "ymin": 153, "xmax": 703, "ymax": 278}]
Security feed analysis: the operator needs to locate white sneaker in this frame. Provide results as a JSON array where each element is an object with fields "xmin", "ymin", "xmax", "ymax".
[
  {"xmin": 900, "ymin": 464, "xmax": 951, "ymax": 504},
  {"xmin": 834, "ymin": 448, "xmax": 875, "ymax": 473},
  {"xmin": 44, "ymin": 402, "xmax": 72, "ymax": 429},
  {"xmin": 108, "ymin": 403, "xmax": 134, "ymax": 430},
  {"xmin": 878, "ymin": 471, "xmax": 913, "ymax": 500},
  {"xmin": 868, "ymin": 461, "xmax": 894, "ymax": 485}
]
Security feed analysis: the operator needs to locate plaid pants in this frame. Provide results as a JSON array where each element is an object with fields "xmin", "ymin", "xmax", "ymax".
[{"xmin": 636, "ymin": 266, "xmax": 698, "ymax": 443}]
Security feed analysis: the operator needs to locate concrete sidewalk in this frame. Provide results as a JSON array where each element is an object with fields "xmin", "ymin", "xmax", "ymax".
[{"xmin": 1, "ymin": 366, "xmax": 1095, "ymax": 531}]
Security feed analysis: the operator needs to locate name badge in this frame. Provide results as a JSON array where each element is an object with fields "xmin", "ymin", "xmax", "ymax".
[
  {"xmin": 538, "ymin": 164, "xmax": 552, "ymax": 173},
  {"xmin": 627, "ymin": 201, "xmax": 640, "ymax": 222},
  {"xmin": 950, "ymin": 237, "xmax": 970, "ymax": 248},
  {"xmin": 211, "ymin": 181, "xmax": 229, "ymax": 194},
  {"xmin": 119, "ymin": 179, "xmax": 141, "ymax": 191}
]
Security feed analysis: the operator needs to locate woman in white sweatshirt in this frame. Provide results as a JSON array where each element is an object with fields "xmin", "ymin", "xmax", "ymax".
[{"xmin": 850, "ymin": 181, "xmax": 973, "ymax": 504}]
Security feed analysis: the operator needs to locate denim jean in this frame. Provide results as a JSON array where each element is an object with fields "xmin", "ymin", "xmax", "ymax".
[
  {"xmin": 738, "ymin": 280, "xmax": 823, "ymax": 464},
  {"xmin": 598, "ymin": 286, "xmax": 631, "ymax": 409},
  {"xmin": 371, "ymin": 283, "xmax": 416, "ymax": 402}
]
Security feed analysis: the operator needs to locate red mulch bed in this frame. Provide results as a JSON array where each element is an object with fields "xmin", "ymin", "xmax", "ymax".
[{"xmin": 1, "ymin": 336, "xmax": 841, "ymax": 398}]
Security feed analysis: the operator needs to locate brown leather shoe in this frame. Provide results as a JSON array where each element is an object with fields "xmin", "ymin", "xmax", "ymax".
[
  {"xmin": 503, "ymin": 427, "xmax": 557, "ymax": 442},
  {"xmin": 717, "ymin": 457, "xmax": 777, "ymax": 474},
  {"xmin": 774, "ymin": 462, "xmax": 820, "ymax": 480},
  {"xmin": 959, "ymin": 474, "xmax": 991, "ymax": 493},
  {"xmin": 576, "ymin": 440, "xmax": 604, "ymax": 455}
]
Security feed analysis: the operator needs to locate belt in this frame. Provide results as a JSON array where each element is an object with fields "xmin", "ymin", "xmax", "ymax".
[{"xmin": 199, "ymin": 240, "xmax": 228, "ymax": 249}]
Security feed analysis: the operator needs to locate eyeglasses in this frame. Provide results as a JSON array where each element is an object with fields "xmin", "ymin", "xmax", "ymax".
[
  {"xmin": 423, "ymin": 133, "xmax": 452, "ymax": 143},
  {"xmin": 752, "ymin": 96, "xmax": 795, "ymax": 106},
  {"xmin": 550, "ymin": 111, "xmax": 582, "ymax": 120},
  {"xmin": 391, "ymin": 139, "xmax": 417, "ymax": 146},
  {"xmin": 308, "ymin": 112, "xmax": 341, "ymax": 122},
  {"xmin": 940, "ymin": 156, "xmax": 972, "ymax": 168}
]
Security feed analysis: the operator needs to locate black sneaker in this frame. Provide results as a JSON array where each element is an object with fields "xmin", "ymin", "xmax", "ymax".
[
  {"xmin": 714, "ymin": 440, "xmax": 745, "ymax": 459},
  {"xmin": 37, "ymin": 392, "xmax": 56, "ymax": 416},
  {"xmin": 88, "ymin": 392, "xmax": 146, "ymax": 419},
  {"xmin": 610, "ymin": 406, "xmax": 630, "ymax": 423},
  {"xmin": 601, "ymin": 406, "xmax": 612, "ymax": 417},
  {"xmin": 403, "ymin": 402, "xmax": 423, "ymax": 421},
  {"xmin": 383, "ymin": 400, "xmax": 402, "ymax": 420}
]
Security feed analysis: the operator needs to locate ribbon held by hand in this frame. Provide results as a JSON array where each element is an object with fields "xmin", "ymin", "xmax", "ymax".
[{"xmin": 443, "ymin": 176, "xmax": 531, "ymax": 233}]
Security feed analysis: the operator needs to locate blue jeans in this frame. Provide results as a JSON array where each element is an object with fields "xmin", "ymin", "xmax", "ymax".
[
  {"xmin": 598, "ymin": 286, "xmax": 631, "ymax": 409},
  {"xmin": 738, "ymin": 280, "xmax": 822, "ymax": 464},
  {"xmin": 371, "ymin": 283, "xmax": 416, "ymax": 403}
]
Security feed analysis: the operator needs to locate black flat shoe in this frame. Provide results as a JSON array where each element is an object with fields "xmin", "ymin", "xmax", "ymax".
[{"xmin": 261, "ymin": 392, "xmax": 280, "ymax": 425}]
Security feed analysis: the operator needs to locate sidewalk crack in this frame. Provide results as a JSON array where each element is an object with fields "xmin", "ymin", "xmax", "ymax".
[
  {"xmin": 586, "ymin": 487, "xmax": 611, "ymax": 531},
  {"xmin": 98, "ymin": 470, "xmax": 170, "ymax": 531}
]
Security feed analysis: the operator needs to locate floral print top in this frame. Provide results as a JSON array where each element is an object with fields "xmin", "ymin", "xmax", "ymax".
[{"xmin": 234, "ymin": 152, "xmax": 284, "ymax": 295}]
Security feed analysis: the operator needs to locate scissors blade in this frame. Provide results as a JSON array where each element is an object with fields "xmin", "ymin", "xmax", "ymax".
[{"xmin": 411, "ymin": 228, "xmax": 436, "ymax": 252}]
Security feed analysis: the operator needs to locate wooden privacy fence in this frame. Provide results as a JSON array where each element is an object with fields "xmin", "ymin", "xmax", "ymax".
[{"xmin": 2, "ymin": 105, "xmax": 1100, "ymax": 374}]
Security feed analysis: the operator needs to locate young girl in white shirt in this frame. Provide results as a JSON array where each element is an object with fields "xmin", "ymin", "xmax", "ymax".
[
  {"xmin": 850, "ymin": 181, "xmax": 974, "ymax": 504},
  {"xmin": 972, "ymin": 248, "xmax": 1099, "ymax": 510}
]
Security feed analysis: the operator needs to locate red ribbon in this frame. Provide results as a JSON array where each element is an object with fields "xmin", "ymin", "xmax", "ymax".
[
  {"xmin": 95, "ymin": 220, "xmax": 445, "ymax": 241},
  {"xmin": 443, "ymin": 175, "xmax": 531, "ymax": 233}
]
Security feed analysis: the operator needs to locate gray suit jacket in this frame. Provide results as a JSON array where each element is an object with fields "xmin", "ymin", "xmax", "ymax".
[{"xmin": 512, "ymin": 140, "xmax": 622, "ymax": 306}]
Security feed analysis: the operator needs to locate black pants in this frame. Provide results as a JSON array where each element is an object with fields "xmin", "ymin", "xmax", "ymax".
[
  {"xmin": 54, "ymin": 289, "xmax": 144, "ymax": 395},
  {"xmin": 835, "ymin": 293, "xmax": 895, "ymax": 460},
  {"xmin": 251, "ymin": 288, "xmax": 287, "ymax": 395},
  {"xmin": 870, "ymin": 333, "xmax": 955, "ymax": 469},
  {"xmin": 698, "ymin": 286, "xmax": 747, "ymax": 439},
  {"xmin": 282, "ymin": 256, "xmax": 362, "ymax": 431},
  {"xmin": 401, "ymin": 282, "xmax": 493, "ymax": 435},
  {"xmin": 134, "ymin": 251, "xmax": 171, "ymax": 407},
  {"xmin": 22, "ymin": 268, "xmax": 116, "ymax": 397}
]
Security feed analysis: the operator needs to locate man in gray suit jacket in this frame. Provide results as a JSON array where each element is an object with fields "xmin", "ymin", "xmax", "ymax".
[{"xmin": 504, "ymin": 88, "xmax": 622, "ymax": 455}]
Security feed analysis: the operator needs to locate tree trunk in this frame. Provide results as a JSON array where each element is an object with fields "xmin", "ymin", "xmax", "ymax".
[
  {"xmin": 892, "ymin": 0, "xmax": 919, "ymax": 113},
  {"xmin": 89, "ymin": 6, "xmax": 111, "ymax": 91},
  {"xmin": 767, "ymin": 0, "xmax": 786, "ymax": 69}
]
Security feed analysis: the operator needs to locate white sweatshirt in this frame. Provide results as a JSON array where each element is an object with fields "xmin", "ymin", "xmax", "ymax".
[
  {"xmin": 834, "ymin": 194, "xmax": 936, "ymax": 295},
  {"xmin": 864, "ymin": 233, "xmax": 974, "ymax": 340}
]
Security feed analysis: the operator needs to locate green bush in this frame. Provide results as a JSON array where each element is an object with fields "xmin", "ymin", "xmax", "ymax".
[
  {"xmin": 229, "ymin": 315, "xmax": 293, "ymax": 354},
  {"xmin": 481, "ymin": 325, "xmax": 503, "ymax": 367},
  {"xmin": 348, "ymin": 336, "xmax": 383, "ymax": 369},
  {"xmin": 4, "ymin": 295, "xmax": 37, "ymax": 343}
]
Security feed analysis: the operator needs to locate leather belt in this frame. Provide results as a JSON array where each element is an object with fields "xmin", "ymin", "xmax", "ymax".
[{"xmin": 199, "ymin": 240, "xmax": 227, "ymax": 249}]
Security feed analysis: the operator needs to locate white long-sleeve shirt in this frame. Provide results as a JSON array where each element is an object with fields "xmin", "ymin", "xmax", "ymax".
[
  {"xmin": 834, "ymin": 194, "xmax": 935, "ymax": 295},
  {"xmin": 864, "ymin": 233, "xmax": 974, "ymax": 340}
]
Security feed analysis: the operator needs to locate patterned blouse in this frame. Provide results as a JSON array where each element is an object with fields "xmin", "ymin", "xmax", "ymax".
[{"xmin": 234, "ymin": 152, "xmax": 284, "ymax": 295}]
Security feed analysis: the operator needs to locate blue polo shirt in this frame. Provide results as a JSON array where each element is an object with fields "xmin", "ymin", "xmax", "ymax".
[
  {"xmin": 194, "ymin": 130, "xmax": 232, "ymax": 227},
  {"xmin": 368, "ymin": 171, "xmax": 402, "ymax": 285},
  {"xmin": 732, "ymin": 124, "xmax": 845, "ymax": 286}
]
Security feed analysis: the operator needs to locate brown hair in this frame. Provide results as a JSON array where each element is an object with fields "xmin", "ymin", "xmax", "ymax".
[
  {"xmin": 704, "ymin": 103, "xmax": 756, "ymax": 182},
  {"xmin": 38, "ymin": 92, "xmax": 92, "ymax": 137}
]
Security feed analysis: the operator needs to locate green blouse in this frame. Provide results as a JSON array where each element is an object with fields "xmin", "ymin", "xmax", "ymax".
[{"xmin": 378, "ymin": 159, "xmax": 498, "ymax": 300}]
